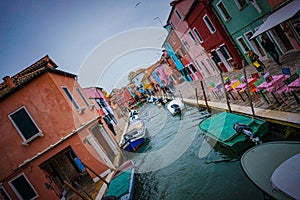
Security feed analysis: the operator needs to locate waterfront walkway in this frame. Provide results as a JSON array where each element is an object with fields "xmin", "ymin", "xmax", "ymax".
[{"xmin": 172, "ymin": 50, "xmax": 300, "ymax": 128}]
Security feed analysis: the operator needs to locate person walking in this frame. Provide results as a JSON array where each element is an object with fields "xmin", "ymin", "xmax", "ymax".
[
  {"xmin": 261, "ymin": 36, "xmax": 282, "ymax": 66},
  {"xmin": 248, "ymin": 50, "xmax": 265, "ymax": 74}
]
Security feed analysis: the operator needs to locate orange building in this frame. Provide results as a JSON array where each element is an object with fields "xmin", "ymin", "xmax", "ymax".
[{"xmin": 0, "ymin": 56, "xmax": 116, "ymax": 199}]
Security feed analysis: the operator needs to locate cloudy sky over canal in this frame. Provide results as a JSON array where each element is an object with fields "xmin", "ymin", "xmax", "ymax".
[{"xmin": 0, "ymin": 0, "xmax": 172, "ymax": 92}]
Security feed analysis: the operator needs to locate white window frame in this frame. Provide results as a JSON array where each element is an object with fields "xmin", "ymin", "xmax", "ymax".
[
  {"xmin": 76, "ymin": 88, "xmax": 94, "ymax": 110},
  {"xmin": 234, "ymin": 0, "xmax": 247, "ymax": 10},
  {"xmin": 0, "ymin": 186, "xmax": 12, "ymax": 200},
  {"xmin": 188, "ymin": 31, "xmax": 197, "ymax": 44},
  {"xmin": 9, "ymin": 173, "xmax": 39, "ymax": 200},
  {"xmin": 181, "ymin": 39, "xmax": 190, "ymax": 51},
  {"xmin": 203, "ymin": 15, "xmax": 216, "ymax": 34},
  {"xmin": 236, "ymin": 36, "xmax": 251, "ymax": 53},
  {"xmin": 216, "ymin": 1, "xmax": 231, "ymax": 22},
  {"xmin": 219, "ymin": 44, "xmax": 232, "ymax": 60},
  {"xmin": 193, "ymin": 27, "xmax": 203, "ymax": 43},
  {"xmin": 62, "ymin": 86, "xmax": 85, "ymax": 113},
  {"xmin": 170, "ymin": 36, "xmax": 176, "ymax": 44},
  {"xmin": 9, "ymin": 106, "xmax": 43, "ymax": 146},
  {"xmin": 206, "ymin": 58, "xmax": 217, "ymax": 72}
]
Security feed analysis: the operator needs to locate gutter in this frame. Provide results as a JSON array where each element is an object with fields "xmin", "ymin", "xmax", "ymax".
[{"xmin": 18, "ymin": 116, "xmax": 100, "ymax": 168}]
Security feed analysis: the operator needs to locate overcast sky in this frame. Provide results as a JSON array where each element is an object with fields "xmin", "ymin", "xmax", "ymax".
[{"xmin": 0, "ymin": 0, "xmax": 172, "ymax": 92}]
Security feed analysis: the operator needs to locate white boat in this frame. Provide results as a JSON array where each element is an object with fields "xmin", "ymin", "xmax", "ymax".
[
  {"xmin": 167, "ymin": 98, "xmax": 185, "ymax": 116},
  {"xmin": 129, "ymin": 110, "xmax": 140, "ymax": 122},
  {"xmin": 241, "ymin": 141, "xmax": 300, "ymax": 200},
  {"xmin": 119, "ymin": 120, "xmax": 146, "ymax": 152}
]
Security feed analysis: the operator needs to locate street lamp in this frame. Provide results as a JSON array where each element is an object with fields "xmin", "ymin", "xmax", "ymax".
[{"xmin": 154, "ymin": 16, "xmax": 163, "ymax": 27}]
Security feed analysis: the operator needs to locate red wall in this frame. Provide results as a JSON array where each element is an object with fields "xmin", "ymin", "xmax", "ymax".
[{"xmin": 0, "ymin": 72, "xmax": 109, "ymax": 199}]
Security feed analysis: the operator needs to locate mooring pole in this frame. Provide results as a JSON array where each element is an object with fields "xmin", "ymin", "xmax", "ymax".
[
  {"xmin": 219, "ymin": 72, "xmax": 232, "ymax": 113},
  {"xmin": 200, "ymin": 80, "xmax": 209, "ymax": 111},
  {"xmin": 81, "ymin": 162, "xmax": 109, "ymax": 185},
  {"xmin": 64, "ymin": 180, "xmax": 90, "ymax": 200},
  {"xmin": 242, "ymin": 60, "xmax": 255, "ymax": 117}
]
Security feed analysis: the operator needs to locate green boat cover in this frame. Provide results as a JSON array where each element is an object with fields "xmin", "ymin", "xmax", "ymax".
[
  {"xmin": 199, "ymin": 112, "xmax": 268, "ymax": 147},
  {"xmin": 105, "ymin": 168, "xmax": 132, "ymax": 198}
]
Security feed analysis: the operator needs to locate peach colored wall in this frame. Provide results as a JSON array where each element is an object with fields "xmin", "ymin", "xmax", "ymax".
[{"xmin": 0, "ymin": 71, "xmax": 109, "ymax": 199}]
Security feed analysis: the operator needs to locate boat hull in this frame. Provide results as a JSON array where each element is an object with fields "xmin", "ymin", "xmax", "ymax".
[
  {"xmin": 199, "ymin": 112, "xmax": 268, "ymax": 152},
  {"xmin": 167, "ymin": 99, "xmax": 185, "ymax": 116},
  {"xmin": 120, "ymin": 120, "xmax": 146, "ymax": 152},
  {"xmin": 104, "ymin": 160, "xmax": 135, "ymax": 200},
  {"xmin": 241, "ymin": 141, "xmax": 300, "ymax": 200},
  {"xmin": 123, "ymin": 137, "xmax": 145, "ymax": 152}
]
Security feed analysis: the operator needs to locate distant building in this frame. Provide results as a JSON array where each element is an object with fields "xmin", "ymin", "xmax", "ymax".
[{"xmin": 0, "ymin": 56, "xmax": 116, "ymax": 200}]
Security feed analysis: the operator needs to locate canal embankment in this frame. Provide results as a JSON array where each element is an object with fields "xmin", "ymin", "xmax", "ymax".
[{"xmin": 183, "ymin": 98, "xmax": 300, "ymax": 129}]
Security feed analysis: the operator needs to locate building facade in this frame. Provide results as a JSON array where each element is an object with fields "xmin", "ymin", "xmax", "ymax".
[{"xmin": 0, "ymin": 56, "xmax": 114, "ymax": 200}]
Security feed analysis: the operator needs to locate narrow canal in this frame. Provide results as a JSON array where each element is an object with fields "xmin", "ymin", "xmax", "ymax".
[{"xmin": 121, "ymin": 103, "xmax": 265, "ymax": 200}]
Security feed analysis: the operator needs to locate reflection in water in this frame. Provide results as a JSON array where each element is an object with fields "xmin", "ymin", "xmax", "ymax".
[{"xmin": 121, "ymin": 104, "xmax": 263, "ymax": 200}]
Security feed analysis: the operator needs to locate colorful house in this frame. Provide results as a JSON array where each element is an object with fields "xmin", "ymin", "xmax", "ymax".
[
  {"xmin": 168, "ymin": 0, "xmax": 218, "ymax": 80},
  {"xmin": 165, "ymin": 0, "xmax": 205, "ymax": 80},
  {"xmin": 163, "ymin": 28, "xmax": 193, "ymax": 82},
  {"xmin": 0, "ymin": 56, "xmax": 115, "ymax": 200},
  {"xmin": 211, "ymin": 0, "xmax": 272, "ymax": 63},
  {"xmin": 109, "ymin": 87, "xmax": 135, "ymax": 111},
  {"xmin": 251, "ymin": 0, "xmax": 300, "ymax": 52},
  {"xmin": 183, "ymin": 0, "xmax": 243, "ymax": 73}
]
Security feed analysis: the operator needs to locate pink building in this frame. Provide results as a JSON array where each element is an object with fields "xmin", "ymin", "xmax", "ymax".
[
  {"xmin": 166, "ymin": 0, "xmax": 205, "ymax": 80},
  {"xmin": 0, "ymin": 56, "xmax": 117, "ymax": 200}
]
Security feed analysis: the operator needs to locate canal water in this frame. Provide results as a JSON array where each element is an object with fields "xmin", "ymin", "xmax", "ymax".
[{"xmin": 121, "ymin": 103, "xmax": 264, "ymax": 200}]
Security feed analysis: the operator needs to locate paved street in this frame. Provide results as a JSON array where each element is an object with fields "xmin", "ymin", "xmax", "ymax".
[{"xmin": 174, "ymin": 50, "xmax": 300, "ymax": 115}]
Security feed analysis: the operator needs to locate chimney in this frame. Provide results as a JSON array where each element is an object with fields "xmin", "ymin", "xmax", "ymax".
[{"xmin": 3, "ymin": 76, "xmax": 16, "ymax": 89}]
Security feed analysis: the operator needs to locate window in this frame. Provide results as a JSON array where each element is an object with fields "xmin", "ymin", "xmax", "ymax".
[
  {"xmin": 211, "ymin": 50, "xmax": 221, "ymax": 63},
  {"xmin": 188, "ymin": 31, "xmax": 197, "ymax": 44},
  {"xmin": 189, "ymin": 64, "xmax": 197, "ymax": 73},
  {"xmin": 237, "ymin": 37, "xmax": 250, "ymax": 53},
  {"xmin": 203, "ymin": 15, "xmax": 216, "ymax": 34},
  {"xmin": 185, "ymin": 67, "xmax": 192, "ymax": 74},
  {"xmin": 62, "ymin": 87, "xmax": 79, "ymax": 109},
  {"xmin": 175, "ymin": 10, "xmax": 182, "ymax": 20},
  {"xmin": 179, "ymin": 47, "xmax": 186, "ymax": 56},
  {"xmin": 0, "ymin": 186, "xmax": 11, "ymax": 200},
  {"xmin": 9, "ymin": 173, "xmax": 38, "ymax": 200},
  {"xmin": 9, "ymin": 106, "xmax": 43, "ymax": 145},
  {"xmin": 181, "ymin": 39, "xmax": 190, "ymax": 50},
  {"xmin": 193, "ymin": 28, "xmax": 203, "ymax": 43},
  {"xmin": 169, "ymin": 36, "xmax": 176, "ymax": 44},
  {"xmin": 96, "ymin": 98, "xmax": 107, "ymax": 108},
  {"xmin": 76, "ymin": 88, "xmax": 89, "ymax": 106},
  {"xmin": 219, "ymin": 45, "xmax": 232, "ymax": 59},
  {"xmin": 195, "ymin": 60, "xmax": 211, "ymax": 76},
  {"xmin": 234, "ymin": 0, "xmax": 247, "ymax": 10},
  {"xmin": 206, "ymin": 58, "xmax": 217, "ymax": 72},
  {"xmin": 217, "ymin": 1, "xmax": 231, "ymax": 21}
]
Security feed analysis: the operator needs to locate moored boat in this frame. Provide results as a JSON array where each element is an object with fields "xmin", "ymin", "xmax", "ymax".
[
  {"xmin": 241, "ymin": 141, "xmax": 300, "ymax": 200},
  {"xmin": 198, "ymin": 112, "xmax": 268, "ymax": 152},
  {"xmin": 129, "ymin": 110, "xmax": 140, "ymax": 122},
  {"xmin": 102, "ymin": 160, "xmax": 135, "ymax": 200},
  {"xmin": 119, "ymin": 120, "xmax": 146, "ymax": 152},
  {"xmin": 167, "ymin": 98, "xmax": 185, "ymax": 116}
]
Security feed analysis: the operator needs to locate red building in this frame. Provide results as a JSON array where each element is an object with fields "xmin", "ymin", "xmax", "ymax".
[
  {"xmin": 185, "ymin": 0, "xmax": 243, "ymax": 72},
  {"xmin": 166, "ymin": 0, "xmax": 204, "ymax": 80},
  {"xmin": 0, "ymin": 56, "xmax": 116, "ymax": 199}
]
